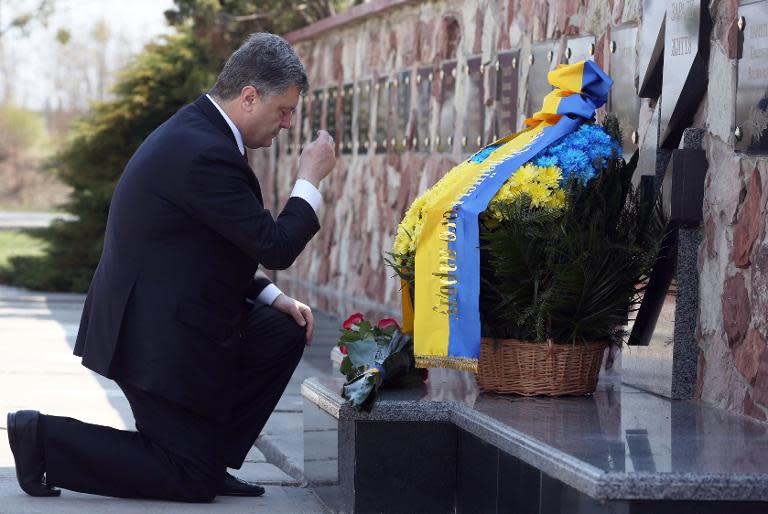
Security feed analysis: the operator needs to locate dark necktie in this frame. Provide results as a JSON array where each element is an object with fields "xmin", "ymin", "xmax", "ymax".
[{"xmin": 243, "ymin": 149, "xmax": 248, "ymax": 164}]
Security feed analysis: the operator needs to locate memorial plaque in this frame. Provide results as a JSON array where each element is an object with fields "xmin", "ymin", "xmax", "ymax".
[
  {"xmin": 415, "ymin": 67, "xmax": 433, "ymax": 152},
  {"xmin": 299, "ymin": 94, "xmax": 308, "ymax": 151},
  {"xmin": 375, "ymin": 77, "xmax": 391, "ymax": 153},
  {"xmin": 563, "ymin": 35, "xmax": 595, "ymax": 64},
  {"xmin": 527, "ymin": 41, "xmax": 559, "ymax": 117},
  {"xmin": 395, "ymin": 70, "xmax": 412, "ymax": 152},
  {"xmin": 735, "ymin": 0, "xmax": 768, "ymax": 153},
  {"xmin": 463, "ymin": 57, "xmax": 485, "ymax": 152},
  {"xmin": 638, "ymin": 0, "xmax": 666, "ymax": 98},
  {"xmin": 610, "ymin": 26, "xmax": 641, "ymax": 156},
  {"xmin": 635, "ymin": 101, "xmax": 661, "ymax": 187},
  {"xmin": 659, "ymin": 0, "xmax": 711, "ymax": 147},
  {"xmin": 357, "ymin": 80, "xmax": 372, "ymax": 154},
  {"xmin": 310, "ymin": 90, "xmax": 323, "ymax": 139},
  {"xmin": 341, "ymin": 83, "xmax": 354, "ymax": 155},
  {"xmin": 326, "ymin": 87, "xmax": 338, "ymax": 140},
  {"xmin": 438, "ymin": 61, "xmax": 457, "ymax": 152},
  {"xmin": 494, "ymin": 50, "xmax": 520, "ymax": 138}
]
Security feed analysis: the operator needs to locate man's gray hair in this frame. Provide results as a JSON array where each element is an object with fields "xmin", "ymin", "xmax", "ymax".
[{"xmin": 209, "ymin": 33, "xmax": 309, "ymax": 100}]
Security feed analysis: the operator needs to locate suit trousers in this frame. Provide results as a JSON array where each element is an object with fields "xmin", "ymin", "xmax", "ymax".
[{"xmin": 42, "ymin": 302, "xmax": 306, "ymax": 502}]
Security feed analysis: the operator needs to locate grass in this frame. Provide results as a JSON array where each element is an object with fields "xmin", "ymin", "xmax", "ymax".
[{"xmin": 0, "ymin": 230, "xmax": 47, "ymax": 269}]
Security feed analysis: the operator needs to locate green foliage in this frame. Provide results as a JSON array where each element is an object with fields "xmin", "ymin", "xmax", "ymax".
[
  {"xmin": 55, "ymin": 27, "xmax": 71, "ymax": 45},
  {"xmin": 2, "ymin": 33, "xmax": 217, "ymax": 292},
  {"xmin": 384, "ymin": 248, "xmax": 414, "ymax": 289},
  {"xmin": 480, "ymin": 152, "xmax": 666, "ymax": 346},
  {"xmin": 0, "ymin": 230, "xmax": 46, "ymax": 269},
  {"xmin": 0, "ymin": 103, "xmax": 47, "ymax": 155},
  {"xmin": 601, "ymin": 112, "xmax": 623, "ymax": 148}
]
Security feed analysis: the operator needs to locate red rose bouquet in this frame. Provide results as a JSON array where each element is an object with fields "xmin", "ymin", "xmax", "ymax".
[{"xmin": 337, "ymin": 313, "xmax": 427, "ymax": 410}]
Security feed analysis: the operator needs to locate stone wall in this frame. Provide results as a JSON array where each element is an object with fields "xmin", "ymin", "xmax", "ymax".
[
  {"xmin": 253, "ymin": 0, "xmax": 642, "ymax": 310},
  {"xmin": 696, "ymin": 0, "xmax": 768, "ymax": 422},
  {"xmin": 248, "ymin": 0, "xmax": 768, "ymax": 421}
]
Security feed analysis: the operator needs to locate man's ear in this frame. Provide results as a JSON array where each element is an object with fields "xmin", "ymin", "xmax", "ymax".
[{"xmin": 240, "ymin": 85, "xmax": 261, "ymax": 112}]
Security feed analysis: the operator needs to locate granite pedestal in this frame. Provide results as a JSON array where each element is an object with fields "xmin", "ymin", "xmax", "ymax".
[{"xmin": 303, "ymin": 369, "xmax": 768, "ymax": 514}]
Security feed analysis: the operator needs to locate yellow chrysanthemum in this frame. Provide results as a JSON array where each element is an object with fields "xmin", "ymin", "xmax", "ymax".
[
  {"xmin": 392, "ymin": 162, "xmax": 566, "ymax": 261},
  {"xmin": 488, "ymin": 164, "xmax": 565, "ymax": 215},
  {"xmin": 391, "ymin": 162, "xmax": 473, "ymax": 263}
]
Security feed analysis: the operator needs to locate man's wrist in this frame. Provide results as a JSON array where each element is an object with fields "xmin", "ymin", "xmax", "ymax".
[
  {"xmin": 291, "ymin": 179, "xmax": 322, "ymax": 213},
  {"xmin": 296, "ymin": 174, "xmax": 320, "ymax": 189},
  {"xmin": 256, "ymin": 284, "xmax": 283, "ymax": 305}
]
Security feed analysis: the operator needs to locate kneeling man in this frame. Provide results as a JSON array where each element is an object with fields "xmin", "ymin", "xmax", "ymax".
[{"xmin": 7, "ymin": 32, "xmax": 335, "ymax": 502}]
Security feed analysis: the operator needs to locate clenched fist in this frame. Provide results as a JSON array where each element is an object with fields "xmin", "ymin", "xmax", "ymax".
[{"xmin": 297, "ymin": 130, "xmax": 336, "ymax": 188}]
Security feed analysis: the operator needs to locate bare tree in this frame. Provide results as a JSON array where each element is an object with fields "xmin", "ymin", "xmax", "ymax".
[{"xmin": 0, "ymin": 0, "xmax": 54, "ymax": 101}]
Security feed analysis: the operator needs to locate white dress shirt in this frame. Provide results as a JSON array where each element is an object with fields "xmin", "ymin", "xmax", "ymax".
[{"xmin": 206, "ymin": 94, "xmax": 320, "ymax": 305}]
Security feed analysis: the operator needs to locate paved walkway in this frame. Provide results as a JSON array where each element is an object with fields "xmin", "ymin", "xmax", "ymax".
[
  {"xmin": 0, "ymin": 212, "xmax": 77, "ymax": 230},
  {"xmin": 0, "ymin": 285, "xmax": 339, "ymax": 513}
]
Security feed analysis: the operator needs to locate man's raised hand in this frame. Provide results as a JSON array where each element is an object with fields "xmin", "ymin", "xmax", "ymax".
[{"xmin": 297, "ymin": 130, "xmax": 336, "ymax": 188}]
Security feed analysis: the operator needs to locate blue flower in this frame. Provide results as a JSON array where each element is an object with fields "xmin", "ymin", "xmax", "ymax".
[
  {"xmin": 534, "ymin": 155, "xmax": 558, "ymax": 167},
  {"xmin": 531, "ymin": 123, "xmax": 620, "ymax": 185}
]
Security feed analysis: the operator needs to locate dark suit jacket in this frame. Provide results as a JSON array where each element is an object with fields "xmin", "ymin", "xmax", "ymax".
[{"xmin": 74, "ymin": 95, "xmax": 320, "ymax": 419}]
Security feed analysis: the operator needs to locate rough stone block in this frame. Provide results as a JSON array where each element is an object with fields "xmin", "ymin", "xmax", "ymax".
[
  {"xmin": 752, "ymin": 347, "xmax": 768, "ymax": 408},
  {"xmin": 722, "ymin": 272, "xmax": 751, "ymax": 347},
  {"xmin": 743, "ymin": 391, "xmax": 767, "ymax": 421},
  {"xmin": 734, "ymin": 328, "xmax": 766, "ymax": 385},
  {"xmin": 732, "ymin": 167, "xmax": 763, "ymax": 268},
  {"xmin": 751, "ymin": 244, "xmax": 768, "ymax": 337}
]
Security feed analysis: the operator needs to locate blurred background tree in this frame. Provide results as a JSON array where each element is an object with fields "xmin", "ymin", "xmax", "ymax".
[
  {"xmin": 0, "ymin": 0, "xmax": 55, "ymax": 101},
  {"xmin": 163, "ymin": 0, "xmax": 355, "ymax": 62},
  {"xmin": 2, "ymin": 0, "xmax": 355, "ymax": 291},
  {"xmin": 0, "ymin": 1, "xmax": 68, "ymax": 212},
  {"xmin": 2, "ymin": 33, "xmax": 216, "ymax": 291}
]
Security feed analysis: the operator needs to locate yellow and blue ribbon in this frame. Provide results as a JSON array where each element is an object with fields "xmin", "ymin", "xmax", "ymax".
[{"xmin": 409, "ymin": 60, "xmax": 613, "ymax": 371}]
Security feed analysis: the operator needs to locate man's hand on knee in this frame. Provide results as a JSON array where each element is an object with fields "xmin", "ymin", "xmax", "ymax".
[{"xmin": 271, "ymin": 294, "xmax": 314, "ymax": 344}]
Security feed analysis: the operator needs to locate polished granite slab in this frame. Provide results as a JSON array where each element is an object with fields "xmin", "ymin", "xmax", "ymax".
[{"xmin": 302, "ymin": 369, "xmax": 768, "ymax": 502}]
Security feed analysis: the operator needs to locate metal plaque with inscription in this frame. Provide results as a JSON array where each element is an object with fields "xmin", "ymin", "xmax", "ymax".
[
  {"xmin": 635, "ymin": 101, "xmax": 661, "ymax": 187},
  {"xmin": 341, "ymin": 83, "xmax": 354, "ymax": 154},
  {"xmin": 310, "ymin": 90, "xmax": 323, "ymax": 139},
  {"xmin": 395, "ymin": 71, "xmax": 412, "ymax": 152},
  {"xmin": 563, "ymin": 35, "xmax": 596, "ymax": 64},
  {"xmin": 527, "ymin": 42, "xmax": 559, "ymax": 117},
  {"xmin": 375, "ymin": 77, "xmax": 391, "ymax": 154},
  {"xmin": 464, "ymin": 57, "xmax": 485, "ymax": 152},
  {"xmin": 494, "ymin": 50, "xmax": 519, "ymax": 138},
  {"xmin": 438, "ymin": 61, "xmax": 457, "ymax": 152},
  {"xmin": 415, "ymin": 67, "xmax": 433, "ymax": 152},
  {"xmin": 736, "ymin": 0, "xmax": 768, "ymax": 153},
  {"xmin": 660, "ymin": 0, "xmax": 711, "ymax": 148},
  {"xmin": 326, "ymin": 87, "xmax": 338, "ymax": 140},
  {"xmin": 357, "ymin": 80, "xmax": 372, "ymax": 154},
  {"xmin": 610, "ymin": 26, "xmax": 641, "ymax": 156},
  {"xmin": 638, "ymin": 0, "xmax": 666, "ymax": 98}
]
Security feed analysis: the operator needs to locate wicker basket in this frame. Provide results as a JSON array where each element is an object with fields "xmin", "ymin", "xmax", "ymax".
[{"xmin": 476, "ymin": 338, "xmax": 607, "ymax": 396}]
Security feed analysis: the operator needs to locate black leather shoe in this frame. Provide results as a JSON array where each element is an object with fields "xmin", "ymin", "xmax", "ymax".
[
  {"xmin": 218, "ymin": 472, "xmax": 265, "ymax": 497},
  {"xmin": 6, "ymin": 411, "xmax": 60, "ymax": 497}
]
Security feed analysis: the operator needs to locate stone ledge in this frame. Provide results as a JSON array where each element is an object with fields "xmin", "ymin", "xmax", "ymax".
[
  {"xmin": 302, "ymin": 372, "xmax": 768, "ymax": 503},
  {"xmin": 284, "ymin": 0, "xmax": 417, "ymax": 43}
]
